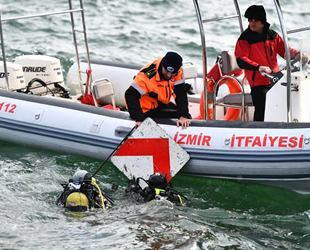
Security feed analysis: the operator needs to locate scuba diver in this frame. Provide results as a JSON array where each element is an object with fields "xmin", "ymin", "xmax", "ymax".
[
  {"xmin": 56, "ymin": 170, "xmax": 114, "ymax": 212},
  {"xmin": 125, "ymin": 172, "xmax": 187, "ymax": 205}
]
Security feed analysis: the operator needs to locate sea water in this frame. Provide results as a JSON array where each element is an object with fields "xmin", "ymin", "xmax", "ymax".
[{"xmin": 0, "ymin": 0, "xmax": 310, "ymax": 249}]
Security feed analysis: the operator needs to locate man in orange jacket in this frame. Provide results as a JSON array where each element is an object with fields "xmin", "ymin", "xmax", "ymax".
[
  {"xmin": 235, "ymin": 5, "xmax": 308, "ymax": 121},
  {"xmin": 125, "ymin": 52, "xmax": 191, "ymax": 129}
]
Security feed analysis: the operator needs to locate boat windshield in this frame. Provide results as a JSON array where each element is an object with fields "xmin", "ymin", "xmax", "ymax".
[{"xmin": 299, "ymin": 38, "xmax": 310, "ymax": 76}]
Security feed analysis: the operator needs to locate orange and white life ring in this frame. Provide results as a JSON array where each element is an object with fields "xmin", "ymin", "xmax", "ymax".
[{"xmin": 200, "ymin": 78, "xmax": 241, "ymax": 121}]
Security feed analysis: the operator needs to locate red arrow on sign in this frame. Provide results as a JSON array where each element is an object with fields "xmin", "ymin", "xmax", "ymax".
[{"xmin": 113, "ymin": 138, "xmax": 172, "ymax": 181}]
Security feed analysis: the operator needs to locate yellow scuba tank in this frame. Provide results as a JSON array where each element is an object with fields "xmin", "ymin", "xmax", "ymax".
[{"xmin": 65, "ymin": 192, "xmax": 89, "ymax": 212}]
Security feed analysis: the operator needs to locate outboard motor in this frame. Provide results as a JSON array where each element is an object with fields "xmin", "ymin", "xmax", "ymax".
[
  {"xmin": 14, "ymin": 55, "xmax": 69, "ymax": 97},
  {"xmin": 0, "ymin": 61, "xmax": 26, "ymax": 91}
]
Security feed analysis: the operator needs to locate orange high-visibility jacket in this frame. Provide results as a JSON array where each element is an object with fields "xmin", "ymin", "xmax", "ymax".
[{"xmin": 131, "ymin": 57, "xmax": 185, "ymax": 113}]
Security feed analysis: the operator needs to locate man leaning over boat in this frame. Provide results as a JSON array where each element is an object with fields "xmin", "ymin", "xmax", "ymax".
[{"xmin": 125, "ymin": 52, "xmax": 191, "ymax": 129}]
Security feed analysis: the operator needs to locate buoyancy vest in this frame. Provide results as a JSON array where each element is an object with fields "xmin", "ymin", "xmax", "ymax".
[{"xmin": 131, "ymin": 57, "xmax": 185, "ymax": 113}]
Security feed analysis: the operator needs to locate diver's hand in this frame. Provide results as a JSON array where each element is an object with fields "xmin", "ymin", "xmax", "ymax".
[{"xmin": 177, "ymin": 116, "xmax": 191, "ymax": 130}]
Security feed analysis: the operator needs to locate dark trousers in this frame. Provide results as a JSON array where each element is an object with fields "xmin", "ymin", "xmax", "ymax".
[
  {"xmin": 251, "ymin": 85, "xmax": 271, "ymax": 121},
  {"xmin": 144, "ymin": 102, "xmax": 179, "ymax": 118}
]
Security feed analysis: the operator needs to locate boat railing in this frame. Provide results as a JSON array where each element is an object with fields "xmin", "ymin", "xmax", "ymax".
[
  {"xmin": 0, "ymin": 0, "xmax": 91, "ymax": 95},
  {"xmin": 212, "ymin": 50, "xmax": 249, "ymax": 121},
  {"xmin": 287, "ymin": 27, "xmax": 310, "ymax": 35},
  {"xmin": 194, "ymin": 0, "xmax": 310, "ymax": 122},
  {"xmin": 193, "ymin": 0, "xmax": 243, "ymax": 121}
]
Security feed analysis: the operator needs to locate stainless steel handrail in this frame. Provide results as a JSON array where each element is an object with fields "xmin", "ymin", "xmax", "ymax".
[
  {"xmin": 0, "ymin": 11, "xmax": 8, "ymax": 90},
  {"xmin": 202, "ymin": 15, "xmax": 239, "ymax": 24},
  {"xmin": 274, "ymin": 0, "xmax": 292, "ymax": 122},
  {"xmin": 287, "ymin": 26, "xmax": 310, "ymax": 35},
  {"xmin": 213, "ymin": 75, "xmax": 245, "ymax": 120},
  {"xmin": 193, "ymin": 0, "xmax": 243, "ymax": 120},
  {"xmin": 193, "ymin": 0, "xmax": 208, "ymax": 120},
  {"xmin": 233, "ymin": 0, "xmax": 243, "ymax": 34},
  {"xmin": 1, "ymin": 9, "xmax": 82, "ymax": 22}
]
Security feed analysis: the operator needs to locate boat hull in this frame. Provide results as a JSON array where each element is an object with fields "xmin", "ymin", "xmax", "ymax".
[{"xmin": 1, "ymin": 89, "xmax": 310, "ymax": 194}]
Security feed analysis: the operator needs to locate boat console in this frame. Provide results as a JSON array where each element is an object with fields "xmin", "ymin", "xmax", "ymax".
[{"xmin": 265, "ymin": 38, "xmax": 310, "ymax": 122}]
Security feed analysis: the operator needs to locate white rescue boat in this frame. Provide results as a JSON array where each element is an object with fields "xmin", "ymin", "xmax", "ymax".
[{"xmin": 0, "ymin": 0, "xmax": 310, "ymax": 194}]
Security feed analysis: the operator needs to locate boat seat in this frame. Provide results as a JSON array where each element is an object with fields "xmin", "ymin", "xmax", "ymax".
[
  {"xmin": 217, "ymin": 93, "xmax": 253, "ymax": 105},
  {"xmin": 221, "ymin": 50, "xmax": 240, "ymax": 75},
  {"xmin": 213, "ymin": 50, "xmax": 253, "ymax": 121},
  {"xmin": 90, "ymin": 78, "xmax": 116, "ymax": 109},
  {"xmin": 182, "ymin": 61, "xmax": 198, "ymax": 93},
  {"xmin": 187, "ymin": 93, "xmax": 201, "ymax": 103}
]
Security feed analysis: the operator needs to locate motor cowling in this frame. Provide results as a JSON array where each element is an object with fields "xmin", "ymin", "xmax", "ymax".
[
  {"xmin": 14, "ymin": 55, "xmax": 64, "ymax": 95},
  {"xmin": 0, "ymin": 61, "xmax": 26, "ymax": 90}
]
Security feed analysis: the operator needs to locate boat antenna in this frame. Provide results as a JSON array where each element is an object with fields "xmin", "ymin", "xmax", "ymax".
[{"xmin": 92, "ymin": 126, "xmax": 136, "ymax": 177}]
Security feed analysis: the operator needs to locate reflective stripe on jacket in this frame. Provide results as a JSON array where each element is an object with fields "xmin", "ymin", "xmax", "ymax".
[{"xmin": 131, "ymin": 57, "xmax": 185, "ymax": 113}]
